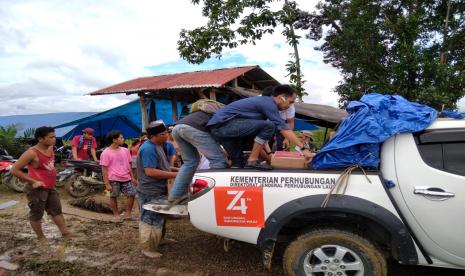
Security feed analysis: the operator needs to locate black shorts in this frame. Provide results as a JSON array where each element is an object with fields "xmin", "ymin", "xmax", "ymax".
[{"xmin": 25, "ymin": 186, "xmax": 62, "ymax": 221}]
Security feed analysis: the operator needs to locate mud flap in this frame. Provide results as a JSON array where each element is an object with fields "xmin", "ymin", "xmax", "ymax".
[{"xmin": 262, "ymin": 239, "xmax": 276, "ymax": 270}]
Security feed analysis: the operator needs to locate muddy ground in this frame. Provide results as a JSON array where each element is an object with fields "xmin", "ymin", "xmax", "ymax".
[{"xmin": 0, "ymin": 184, "xmax": 463, "ymax": 276}]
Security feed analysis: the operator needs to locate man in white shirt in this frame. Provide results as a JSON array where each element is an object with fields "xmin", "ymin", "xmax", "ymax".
[
  {"xmin": 262, "ymin": 86, "xmax": 295, "ymax": 151},
  {"xmin": 278, "ymin": 103, "xmax": 295, "ymax": 150}
]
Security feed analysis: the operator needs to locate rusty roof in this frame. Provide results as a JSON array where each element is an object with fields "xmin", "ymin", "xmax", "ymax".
[{"xmin": 90, "ymin": 66, "xmax": 278, "ymax": 96}]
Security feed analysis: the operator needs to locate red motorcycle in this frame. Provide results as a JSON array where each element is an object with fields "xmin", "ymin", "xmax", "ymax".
[{"xmin": 0, "ymin": 149, "xmax": 28, "ymax": 192}]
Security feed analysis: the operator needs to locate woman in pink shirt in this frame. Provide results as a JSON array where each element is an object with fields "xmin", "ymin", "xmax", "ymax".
[{"xmin": 100, "ymin": 130, "xmax": 137, "ymax": 222}]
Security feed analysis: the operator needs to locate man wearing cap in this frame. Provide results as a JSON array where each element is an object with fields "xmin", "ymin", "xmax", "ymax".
[
  {"xmin": 136, "ymin": 121, "xmax": 177, "ymax": 258},
  {"xmin": 71, "ymin": 128, "xmax": 98, "ymax": 161},
  {"xmin": 299, "ymin": 130, "xmax": 318, "ymax": 153}
]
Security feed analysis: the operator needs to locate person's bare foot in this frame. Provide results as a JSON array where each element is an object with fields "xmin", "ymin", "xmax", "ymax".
[
  {"xmin": 123, "ymin": 215, "xmax": 137, "ymax": 221},
  {"xmin": 36, "ymin": 237, "xmax": 49, "ymax": 250},
  {"xmin": 141, "ymin": 250, "xmax": 162, "ymax": 259},
  {"xmin": 112, "ymin": 216, "xmax": 123, "ymax": 223}
]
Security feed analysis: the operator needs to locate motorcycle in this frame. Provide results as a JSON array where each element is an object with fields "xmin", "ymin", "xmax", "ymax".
[
  {"xmin": 0, "ymin": 146, "xmax": 70, "ymax": 192},
  {"xmin": 0, "ymin": 148, "xmax": 28, "ymax": 192},
  {"xmin": 62, "ymin": 159, "xmax": 104, "ymax": 197}
]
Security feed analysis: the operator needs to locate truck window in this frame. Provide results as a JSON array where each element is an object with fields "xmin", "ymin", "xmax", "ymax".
[{"xmin": 415, "ymin": 129, "xmax": 465, "ymax": 177}]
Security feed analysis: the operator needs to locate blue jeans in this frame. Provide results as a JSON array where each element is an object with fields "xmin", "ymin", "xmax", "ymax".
[
  {"xmin": 210, "ymin": 118, "xmax": 276, "ymax": 167},
  {"xmin": 170, "ymin": 124, "xmax": 227, "ymax": 199},
  {"xmin": 138, "ymin": 191, "xmax": 165, "ymax": 227}
]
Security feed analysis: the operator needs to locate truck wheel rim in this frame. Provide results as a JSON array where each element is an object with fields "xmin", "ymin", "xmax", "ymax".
[{"xmin": 303, "ymin": 244, "xmax": 364, "ymax": 276}]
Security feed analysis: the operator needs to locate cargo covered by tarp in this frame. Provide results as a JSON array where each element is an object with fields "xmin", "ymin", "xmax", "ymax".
[{"xmin": 312, "ymin": 93, "xmax": 438, "ymax": 169}]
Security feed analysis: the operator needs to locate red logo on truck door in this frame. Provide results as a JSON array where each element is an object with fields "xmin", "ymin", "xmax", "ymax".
[{"xmin": 214, "ymin": 187, "xmax": 264, "ymax": 228}]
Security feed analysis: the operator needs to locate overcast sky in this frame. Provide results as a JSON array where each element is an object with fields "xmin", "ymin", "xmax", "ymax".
[{"xmin": 1, "ymin": 0, "xmax": 463, "ymax": 116}]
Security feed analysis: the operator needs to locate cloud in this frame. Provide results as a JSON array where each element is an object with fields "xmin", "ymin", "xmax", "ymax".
[
  {"xmin": 2, "ymin": 93, "xmax": 138, "ymax": 116},
  {"xmin": 2, "ymin": 0, "xmax": 460, "ymax": 118},
  {"xmin": 0, "ymin": 0, "xmax": 340, "ymax": 116},
  {"xmin": 0, "ymin": 78, "xmax": 65, "ymax": 99}
]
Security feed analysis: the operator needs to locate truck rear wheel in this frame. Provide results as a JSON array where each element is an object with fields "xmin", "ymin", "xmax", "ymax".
[{"xmin": 283, "ymin": 228, "xmax": 387, "ymax": 276}]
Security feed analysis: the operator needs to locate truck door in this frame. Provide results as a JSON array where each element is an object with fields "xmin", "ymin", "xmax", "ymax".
[{"xmin": 395, "ymin": 129, "xmax": 465, "ymax": 261}]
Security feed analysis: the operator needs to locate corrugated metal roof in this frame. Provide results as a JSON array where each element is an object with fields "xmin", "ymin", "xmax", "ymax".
[{"xmin": 90, "ymin": 66, "xmax": 262, "ymax": 95}]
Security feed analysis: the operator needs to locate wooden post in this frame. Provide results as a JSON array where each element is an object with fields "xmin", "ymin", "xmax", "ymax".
[
  {"xmin": 232, "ymin": 78, "xmax": 238, "ymax": 87},
  {"xmin": 171, "ymin": 95, "xmax": 178, "ymax": 123},
  {"xmin": 209, "ymin": 88, "xmax": 217, "ymax": 101},
  {"xmin": 139, "ymin": 93, "xmax": 148, "ymax": 132},
  {"xmin": 196, "ymin": 88, "xmax": 208, "ymax": 99}
]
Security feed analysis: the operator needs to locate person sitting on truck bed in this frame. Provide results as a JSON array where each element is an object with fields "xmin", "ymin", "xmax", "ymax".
[
  {"xmin": 207, "ymin": 84, "xmax": 313, "ymax": 170},
  {"xmin": 299, "ymin": 130, "xmax": 318, "ymax": 153},
  {"xmin": 163, "ymin": 110, "xmax": 228, "ymax": 205},
  {"xmin": 262, "ymin": 86, "xmax": 296, "ymax": 151}
]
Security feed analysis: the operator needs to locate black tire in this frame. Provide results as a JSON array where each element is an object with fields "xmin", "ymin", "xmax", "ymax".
[
  {"xmin": 61, "ymin": 172, "xmax": 81, "ymax": 188},
  {"xmin": 65, "ymin": 173, "xmax": 91, "ymax": 197},
  {"xmin": 2, "ymin": 172, "xmax": 28, "ymax": 192},
  {"xmin": 283, "ymin": 228, "xmax": 387, "ymax": 276},
  {"xmin": 55, "ymin": 177, "xmax": 65, "ymax": 187}
]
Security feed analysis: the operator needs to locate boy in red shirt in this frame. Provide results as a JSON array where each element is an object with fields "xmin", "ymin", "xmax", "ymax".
[
  {"xmin": 71, "ymin": 128, "xmax": 98, "ymax": 161},
  {"xmin": 12, "ymin": 127, "xmax": 73, "ymax": 240},
  {"xmin": 100, "ymin": 130, "xmax": 137, "ymax": 222}
]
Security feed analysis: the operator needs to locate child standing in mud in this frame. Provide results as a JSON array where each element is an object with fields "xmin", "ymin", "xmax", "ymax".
[
  {"xmin": 100, "ymin": 130, "xmax": 137, "ymax": 222},
  {"xmin": 11, "ymin": 126, "xmax": 73, "ymax": 241}
]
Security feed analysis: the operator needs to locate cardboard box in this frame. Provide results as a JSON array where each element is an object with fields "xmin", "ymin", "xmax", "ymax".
[{"xmin": 271, "ymin": 151, "xmax": 307, "ymax": 169}]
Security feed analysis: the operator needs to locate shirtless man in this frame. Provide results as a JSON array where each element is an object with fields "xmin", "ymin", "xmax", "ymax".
[{"xmin": 11, "ymin": 126, "xmax": 72, "ymax": 240}]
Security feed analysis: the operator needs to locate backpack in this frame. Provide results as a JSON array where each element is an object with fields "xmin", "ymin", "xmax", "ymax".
[{"xmin": 190, "ymin": 99, "xmax": 224, "ymax": 114}]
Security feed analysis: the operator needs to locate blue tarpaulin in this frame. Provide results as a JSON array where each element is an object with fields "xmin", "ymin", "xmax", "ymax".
[
  {"xmin": 312, "ymin": 93, "xmax": 438, "ymax": 169},
  {"xmin": 442, "ymin": 111, "xmax": 465, "ymax": 119},
  {"xmin": 0, "ymin": 112, "xmax": 95, "ymax": 137},
  {"xmin": 55, "ymin": 99, "xmax": 188, "ymax": 139},
  {"xmin": 294, "ymin": 118, "xmax": 319, "ymax": 131}
]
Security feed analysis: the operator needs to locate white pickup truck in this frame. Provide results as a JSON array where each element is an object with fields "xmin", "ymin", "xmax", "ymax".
[{"xmin": 146, "ymin": 118, "xmax": 465, "ymax": 276}]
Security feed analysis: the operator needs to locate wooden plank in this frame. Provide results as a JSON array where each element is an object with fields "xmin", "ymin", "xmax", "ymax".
[
  {"xmin": 196, "ymin": 88, "xmax": 208, "ymax": 99},
  {"xmin": 209, "ymin": 88, "xmax": 217, "ymax": 101},
  {"xmin": 139, "ymin": 93, "xmax": 148, "ymax": 132},
  {"xmin": 171, "ymin": 95, "xmax": 178, "ymax": 123},
  {"xmin": 253, "ymin": 80, "xmax": 277, "ymax": 83}
]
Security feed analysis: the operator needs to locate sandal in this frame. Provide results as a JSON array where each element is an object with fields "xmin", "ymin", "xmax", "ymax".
[
  {"xmin": 162, "ymin": 195, "xmax": 188, "ymax": 210},
  {"xmin": 151, "ymin": 195, "xmax": 188, "ymax": 211}
]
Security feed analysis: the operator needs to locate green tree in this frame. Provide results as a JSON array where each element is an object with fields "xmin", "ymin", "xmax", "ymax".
[
  {"xmin": 22, "ymin": 127, "xmax": 36, "ymax": 139},
  {"xmin": 177, "ymin": 0, "xmax": 308, "ymax": 99},
  {"xmin": 298, "ymin": 0, "xmax": 465, "ymax": 109},
  {"xmin": 0, "ymin": 125, "xmax": 17, "ymax": 150},
  {"xmin": 0, "ymin": 125, "xmax": 28, "ymax": 158}
]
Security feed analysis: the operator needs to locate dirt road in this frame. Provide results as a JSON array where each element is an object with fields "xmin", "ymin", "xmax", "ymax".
[{"xmin": 0, "ymin": 185, "xmax": 463, "ymax": 275}]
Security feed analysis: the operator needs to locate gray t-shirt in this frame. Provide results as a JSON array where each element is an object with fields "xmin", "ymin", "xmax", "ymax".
[
  {"xmin": 175, "ymin": 111, "xmax": 212, "ymax": 132},
  {"xmin": 136, "ymin": 140, "xmax": 171, "ymax": 196}
]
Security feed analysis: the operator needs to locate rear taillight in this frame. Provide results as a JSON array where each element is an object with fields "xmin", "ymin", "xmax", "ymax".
[
  {"xmin": 190, "ymin": 176, "xmax": 215, "ymax": 197},
  {"xmin": 192, "ymin": 179, "xmax": 209, "ymax": 194}
]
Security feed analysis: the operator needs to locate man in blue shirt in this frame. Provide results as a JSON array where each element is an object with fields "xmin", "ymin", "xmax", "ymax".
[
  {"xmin": 136, "ymin": 121, "xmax": 177, "ymax": 259},
  {"xmin": 207, "ymin": 85, "xmax": 313, "ymax": 169}
]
